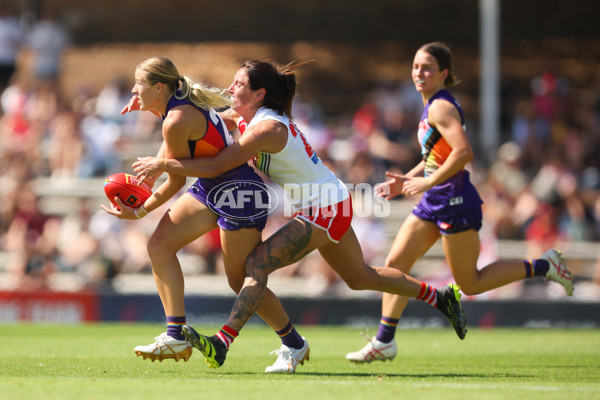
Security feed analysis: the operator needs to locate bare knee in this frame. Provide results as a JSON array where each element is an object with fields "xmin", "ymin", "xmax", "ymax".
[
  {"xmin": 146, "ymin": 232, "xmax": 178, "ymax": 267},
  {"xmin": 343, "ymin": 277, "xmax": 366, "ymax": 291},
  {"xmin": 339, "ymin": 267, "xmax": 373, "ymax": 291},
  {"xmin": 454, "ymin": 281, "xmax": 481, "ymax": 296},
  {"xmin": 385, "ymin": 254, "xmax": 416, "ymax": 273},
  {"xmin": 146, "ymin": 234, "xmax": 164, "ymax": 262}
]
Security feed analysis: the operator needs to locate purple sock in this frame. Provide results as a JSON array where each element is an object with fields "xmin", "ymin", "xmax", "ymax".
[
  {"xmin": 166, "ymin": 316, "xmax": 186, "ymax": 340},
  {"xmin": 276, "ymin": 321, "xmax": 304, "ymax": 349},
  {"xmin": 375, "ymin": 316, "xmax": 399, "ymax": 343},
  {"xmin": 533, "ymin": 259, "xmax": 550, "ymax": 276},
  {"xmin": 524, "ymin": 259, "xmax": 550, "ymax": 278}
]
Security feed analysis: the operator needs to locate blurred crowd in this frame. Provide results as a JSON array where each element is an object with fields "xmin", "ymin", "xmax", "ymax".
[{"xmin": 0, "ymin": 2, "xmax": 599, "ymax": 296}]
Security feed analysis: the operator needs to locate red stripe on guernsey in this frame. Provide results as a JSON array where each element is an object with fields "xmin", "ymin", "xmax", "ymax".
[
  {"xmin": 203, "ymin": 124, "xmax": 228, "ymax": 150},
  {"xmin": 190, "ymin": 124, "xmax": 228, "ymax": 158}
]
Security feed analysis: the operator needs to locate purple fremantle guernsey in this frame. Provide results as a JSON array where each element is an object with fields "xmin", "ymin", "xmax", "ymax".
[
  {"xmin": 415, "ymin": 89, "xmax": 482, "ymax": 220},
  {"xmin": 164, "ymin": 94, "xmax": 269, "ymax": 231}
]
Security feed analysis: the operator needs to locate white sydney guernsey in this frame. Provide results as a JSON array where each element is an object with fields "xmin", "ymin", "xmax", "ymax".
[{"xmin": 239, "ymin": 106, "xmax": 349, "ymax": 212}]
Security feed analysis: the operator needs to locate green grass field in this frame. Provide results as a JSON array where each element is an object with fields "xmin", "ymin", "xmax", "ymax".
[{"xmin": 0, "ymin": 324, "xmax": 598, "ymax": 400}]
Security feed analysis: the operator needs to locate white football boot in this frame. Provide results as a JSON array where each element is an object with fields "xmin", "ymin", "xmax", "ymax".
[
  {"xmin": 134, "ymin": 332, "xmax": 192, "ymax": 362},
  {"xmin": 346, "ymin": 337, "xmax": 397, "ymax": 363},
  {"xmin": 541, "ymin": 249, "xmax": 574, "ymax": 296},
  {"xmin": 265, "ymin": 337, "xmax": 310, "ymax": 373}
]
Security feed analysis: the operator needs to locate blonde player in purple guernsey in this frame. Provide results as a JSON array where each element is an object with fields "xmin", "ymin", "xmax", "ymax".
[
  {"xmin": 104, "ymin": 57, "xmax": 307, "ymax": 373},
  {"xmin": 346, "ymin": 42, "xmax": 574, "ymax": 364},
  {"xmin": 132, "ymin": 59, "xmax": 468, "ymax": 371}
]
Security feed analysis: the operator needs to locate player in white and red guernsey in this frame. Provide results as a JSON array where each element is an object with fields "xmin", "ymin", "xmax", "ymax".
[
  {"xmin": 238, "ymin": 106, "xmax": 350, "ymax": 241},
  {"xmin": 132, "ymin": 60, "xmax": 467, "ymax": 371}
]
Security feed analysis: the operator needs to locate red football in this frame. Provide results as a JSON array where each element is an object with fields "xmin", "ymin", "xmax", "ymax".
[{"xmin": 104, "ymin": 173, "xmax": 152, "ymax": 210}]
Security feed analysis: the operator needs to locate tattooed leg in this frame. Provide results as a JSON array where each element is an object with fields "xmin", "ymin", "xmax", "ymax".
[{"xmin": 225, "ymin": 219, "xmax": 322, "ymax": 332}]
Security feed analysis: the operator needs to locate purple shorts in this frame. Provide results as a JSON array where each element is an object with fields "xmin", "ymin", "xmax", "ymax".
[
  {"xmin": 187, "ymin": 164, "xmax": 269, "ymax": 231},
  {"xmin": 412, "ymin": 170, "xmax": 483, "ymax": 235},
  {"xmin": 412, "ymin": 203, "xmax": 482, "ymax": 234}
]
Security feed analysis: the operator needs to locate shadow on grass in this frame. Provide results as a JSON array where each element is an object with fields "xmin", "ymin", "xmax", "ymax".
[
  {"xmin": 299, "ymin": 372, "xmax": 533, "ymax": 379},
  {"xmin": 210, "ymin": 371, "xmax": 532, "ymax": 379}
]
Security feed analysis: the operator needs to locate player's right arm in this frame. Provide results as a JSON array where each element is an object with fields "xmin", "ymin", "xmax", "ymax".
[
  {"xmin": 133, "ymin": 119, "xmax": 287, "ymax": 182},
  {"xmin": 105, "ymin": 107, "xmax": 192, "ymax": 219},
  {"xmin": 143, "ymin": 107, "xmax": 191, "ymax": 211}
]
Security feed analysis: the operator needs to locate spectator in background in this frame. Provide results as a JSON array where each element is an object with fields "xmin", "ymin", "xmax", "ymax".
[
  {"xmin": 56, "ymin": 198, "xmax": 114, "ymax": 289},
  {"xmin": 26, "ymin": 80, "xmax": 59, "ymax": 129},
  {"xmin": 350, "ymin": 82, "xmax": 422, "ymax": 183},
  {"xmin": 96, "ymin": 76, "xmax": 134, "ymax": 124},
  {"xmin": 0, "ymin": 1, "xmax": 24, "ymax": 92},
  {"xmin": 24, "ymin": 3, "xmax": 71, "ymax": 83},
  {"xmin": 0, "ymin": 76, "xmax": 45, "ymax": 174},
  {"xmin": 57, "ymin": 197, "xmax": 156, "ymax": 289},
  {"xmin": 2, "ymin": 183, "xmax": 60, "ymax": 290},
  {"xmin": 46, "ymin": 102, "xmax": 83, "ymax": 180},
  {"xmin": 0, "ymin": 153, "xmax": 33, "ymax": 236},
  {"xmin": 487, "ymin": 141, "xmax": 536, "ymax": 239},
  {"xmin": 78, "ymin": 95, "xmax": 123, "ymax": 177}
]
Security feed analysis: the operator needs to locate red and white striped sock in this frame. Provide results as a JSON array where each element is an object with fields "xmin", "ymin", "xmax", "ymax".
[
  {"xmin": 215, "ymin": 325, "xmax": 238, "ymax": 349},
  {"xmin": 416, "ymin": 282, "xmax": 438, "ymax": 307}
]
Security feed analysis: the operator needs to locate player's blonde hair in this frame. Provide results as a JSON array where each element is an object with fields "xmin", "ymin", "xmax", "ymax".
[{"xmin": 136, "ymin": 56, "xmax": 232, "ymax": 110}]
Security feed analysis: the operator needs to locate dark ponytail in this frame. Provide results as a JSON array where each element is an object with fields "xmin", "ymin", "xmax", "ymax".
[
  {"xmin": 241, "ymin": 60, "xmax": 312, "ymax": 118},
  {"xmin": 419, "ymin": 42, "xmax": 460, "ymax": 87}
]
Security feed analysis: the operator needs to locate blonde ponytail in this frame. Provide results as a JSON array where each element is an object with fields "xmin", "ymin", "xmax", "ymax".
[
  {"xmin": 177, "ymin": 76, "xmax": 233, "ymax": 110},
  {"xmin": 137, "ymin": 57, "xmax": 232, "ymax": 110}
]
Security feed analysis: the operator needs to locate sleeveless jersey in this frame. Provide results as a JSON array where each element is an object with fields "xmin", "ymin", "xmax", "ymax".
[
  {"xmin": 418, "ymin": 89, "xmax": 465, "ymax": 177},
  {"xmin": 415, "ymin": 89, "xmax": 482, "ymax": 219},
  {"xmin": 164, "ymin": 93, "xmax": 269, "ymax": 231},
  {"xmin": 164, "ymin": 93, "xmax": 234, "ymax": 157},
  {"xmin": 239, "ymin": 107, "xmax": 348, "ymax": 209}
]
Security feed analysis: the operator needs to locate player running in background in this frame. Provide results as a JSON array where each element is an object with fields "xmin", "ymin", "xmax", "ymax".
[
  {"xmin": 344, "ymin": 42, "xmax": 574, "ymax": 363},
  {"xmin": 105, "ymin": 56, "xmax": 309, "ymax": 373},
  {"xmin": 131, "ymin": 59, "xmax": 468, "ymax": 370}
]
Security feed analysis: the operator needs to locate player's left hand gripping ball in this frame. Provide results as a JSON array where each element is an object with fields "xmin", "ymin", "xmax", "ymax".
[{"xmin": 104, "ymin": 172, "xmax": 152, "ymax": 210}]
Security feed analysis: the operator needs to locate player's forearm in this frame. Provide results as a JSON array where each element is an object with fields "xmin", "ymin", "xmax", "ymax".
[
  {"xmin": 406, "ymin": 161, "xmax": 425, "ymax": 178},
  {"xmin": 162, "ymin": 157, "xmax": 223, "ymax": 178},
  {"xmin": 144, "ymin": 174, "xmax": 186, "ymax": 212},
  {"xmin": 426, "ymin": 147, "xmax": 473, "ymax": 186}
]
